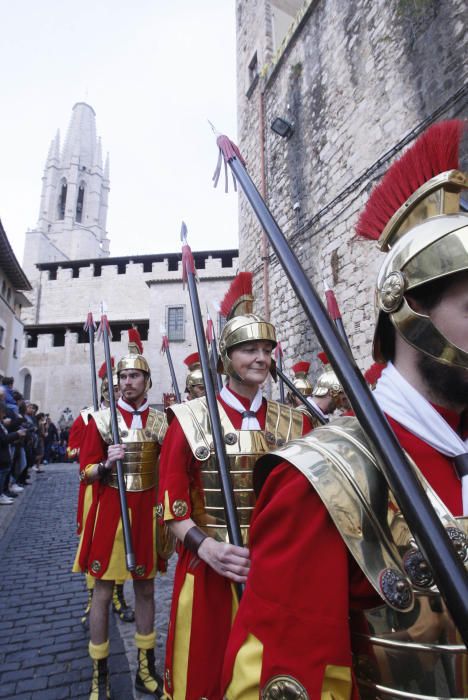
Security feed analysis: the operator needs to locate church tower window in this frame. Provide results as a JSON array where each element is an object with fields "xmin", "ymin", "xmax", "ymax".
[
  {"xmin": 58, "ymin": 180, "xmax": 67, "ymax": 220},
  {"xmin": 76, "ymin": 183, "xmax": 85, "ymax": 223}
]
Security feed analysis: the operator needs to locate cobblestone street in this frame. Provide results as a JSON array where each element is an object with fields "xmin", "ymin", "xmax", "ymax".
[{"xmin": 0, "ymin": 464, "xmax": 175, "ymax": 700}]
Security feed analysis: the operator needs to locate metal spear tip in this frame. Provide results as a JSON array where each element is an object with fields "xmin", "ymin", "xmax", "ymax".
[
  {"xmin": 180, "ymin": 221, "xmax": 188, "ymax": 244},
  {"xmin": 208, "ymin": 119, "xmax": 220, "ymax": 136},
  {"xmin": 99, "ymin": 301, "xmax": 108, "ymax": 315}
]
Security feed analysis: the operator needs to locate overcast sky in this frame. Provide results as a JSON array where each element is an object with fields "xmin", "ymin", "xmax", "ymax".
[{"xmin": 0, "ymin": 0, "xmax": 238, "ymax": 263}]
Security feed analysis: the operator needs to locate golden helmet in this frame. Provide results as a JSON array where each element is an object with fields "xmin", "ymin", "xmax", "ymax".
[
  {"xmin": 117, "ymin": 328, "xmax": 152, "ymax": 391},
  {"xmin": 184, "ymin": 352, "xmax": 204, "ymax": 396},
  {"xmin": 291, "ymin": 361, "xmax": 313, "ymax": 396},
  {"xmin": 313, "ymin": 352, "xmax": 343, "ymax": 398},
  {"xmin": 218, "ymin": 272, "xmax": 277, "ymax": 379},
  {"xmin": 356, "ymin": 120, "xmax": 468, "ymax": 369}
]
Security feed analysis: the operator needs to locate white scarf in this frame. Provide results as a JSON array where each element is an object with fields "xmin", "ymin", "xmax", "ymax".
[
  {"xmin": 373, "ymin": 362, "xmax": 468, "ymax": 515},
  {"xmin": 220, "ymin": 386, "xmax": 263, "ymax": 430},
  {"xmin": 118, "ymin": 397, "xmax": 149, "ymax": 430}
]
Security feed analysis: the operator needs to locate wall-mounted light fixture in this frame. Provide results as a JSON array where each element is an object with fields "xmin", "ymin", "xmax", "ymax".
[{"xmin": 270, "ymin": 117, "xmax": 294, "ymax": 139}]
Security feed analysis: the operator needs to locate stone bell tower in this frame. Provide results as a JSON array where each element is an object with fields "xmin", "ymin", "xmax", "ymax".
[{"xmin": 23, "ymin": 102, "xmax": 110, "ymax": 280}]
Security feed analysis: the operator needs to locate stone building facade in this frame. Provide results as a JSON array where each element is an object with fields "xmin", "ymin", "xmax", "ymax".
[
  {"xmin": 21, "ymin": 250, "xmax": 237, "ymax": 421},
  {"xmin": 20, "ymin": 103, "xmax": 238, "ymax": 421},
  {"xmin": 0, "ymin": 220, "xmax": 32, "ymax": 390},
  {"xmin": 235, "ymin": 0, "xmax": 468, "ymax": 382}
]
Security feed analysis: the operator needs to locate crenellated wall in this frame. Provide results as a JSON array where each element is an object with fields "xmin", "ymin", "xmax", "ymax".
[{"xmin": 21, "ymin": 250, "xmax": 238, "ymax": 421}]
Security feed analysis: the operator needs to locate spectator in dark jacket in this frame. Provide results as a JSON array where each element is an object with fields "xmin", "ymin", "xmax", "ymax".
[{"xmin": 0, "ymin": 400, "xmax": 26, "ymax": 505}]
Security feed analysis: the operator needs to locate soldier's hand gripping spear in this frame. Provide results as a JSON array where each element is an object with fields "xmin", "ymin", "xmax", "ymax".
[
  {"xmin": 98, "ymin": 306, "xmax": 135, "ymax": 572},
  {"xmin": 161, "ymin": 333, "xmax": 182, "ymax": 404},
  {"xmin": 181, "ymin": 221, "xmax": 244, "ymax": 598},
  {"xmin": 212, "ymin": 132, "xmax": 468, "ymax": 644},
  {"xmin": 84, "ymin": 311, "xmax": 99, "ymax": 412}
]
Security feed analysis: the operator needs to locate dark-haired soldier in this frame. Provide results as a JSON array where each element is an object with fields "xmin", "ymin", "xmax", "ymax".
[
  {"xmin": 73, "ymin": 330, "xmax": 168, "ymax": 699},
  {"xmin": 222, "ymin": 120, "xmax": 468, "ymax": 699}
]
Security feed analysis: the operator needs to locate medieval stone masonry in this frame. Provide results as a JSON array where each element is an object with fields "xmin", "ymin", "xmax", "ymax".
[
  {"xmin": 20, "ymin": 103, "xmax": 238, "ymax": 420},
  {"xmin": 236, "ymin": 0, "xmax": 468, "ymax": 382}
]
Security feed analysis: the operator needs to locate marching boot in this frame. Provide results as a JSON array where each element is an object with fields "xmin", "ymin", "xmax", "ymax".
[
  {"xmin": 135, "ymin": 632, "xmax": 164, "ymax": 698},
  {"xmin": 112, "ymin": 582, "xmax": 135, "ymax": 623},
  {"xmin": 89, "ymin": 641, "xmax": 111, "ymax": 700}
]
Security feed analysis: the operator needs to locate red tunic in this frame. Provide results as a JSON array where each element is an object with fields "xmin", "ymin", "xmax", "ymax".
[
  {"xmin": 68, "ymin": 411, "xmax": 93, "ymax": 535},
  {"xmin": 73, "ymin": 404, "xmax": 161, "ymax": 580},
  {"xmin": 221, "ymin": 406, "xmax": 464, "ymax": 698},
  {"xmin": 158, "ymin": 391, "xmax": 310, "ymax": 700}
]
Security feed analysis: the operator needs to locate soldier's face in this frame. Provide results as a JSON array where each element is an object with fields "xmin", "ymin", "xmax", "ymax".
[
  {"xmin": 230, "ymin": 341, "xmax": 273, "ymax": 386},
  {"xmin": 119, "ymin": 370, "xmax": 146, "ymax": 402},
  {"xmin": 190, "ymin": 384, "xmax": 205, "ymax": 399},
  {"xmin": 417, "ymin": 272, "xmax": 468, "ymax": 408},
  {"xmin": 428, "ymin": 272, "xmax": 468, "ymax": 354}
]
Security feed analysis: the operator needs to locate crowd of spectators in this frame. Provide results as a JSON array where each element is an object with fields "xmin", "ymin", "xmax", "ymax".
[{"xmin": 0, "ymin": 376, "xmax": 70, "ymax": 506}]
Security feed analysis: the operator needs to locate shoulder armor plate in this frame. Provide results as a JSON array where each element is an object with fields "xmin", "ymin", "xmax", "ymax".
[{"xmin": 256, "ymin": 416, "xmax": 467, "ymax": 612}]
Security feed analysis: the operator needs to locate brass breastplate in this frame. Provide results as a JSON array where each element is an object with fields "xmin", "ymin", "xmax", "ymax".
[
  {"xmin": 93, "ymin": 407, "xmax": 167, "ymax": 492},
  {"xmin": 170, "ymin": 398, "xmax": 303, "ymax": 543},
  {"xmin": 262, "ymin": 416, "xmax": 468, "ymax": 699}
]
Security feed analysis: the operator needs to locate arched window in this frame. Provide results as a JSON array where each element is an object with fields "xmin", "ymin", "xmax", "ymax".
[
  {"xmin": 58, "ymin": 180, "xmax": 67, "ymax": 220},
  {"xmin": 76, "ymin": 182, "xmax": 85, "ymax": 222},
  {"xmin": 23, "ymin": 373, "xmax": 32, "ymax": 400}
]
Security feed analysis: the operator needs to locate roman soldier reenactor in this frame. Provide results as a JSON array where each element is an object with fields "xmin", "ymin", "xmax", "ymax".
[
  {"xmin": 73, "ymin": 329, "xmax": 170, "ymax": 699},
  {"xmin": 222, "ymin": 120, "xmax": 468, "ymax": 698},
  {"xmin": 183, "ymin": 352, "xmax": 205, "ymax": 399},
  {"xmin": 309, "ymin": 350, "xmax": 348, "ymax": 418},
  {"xmin": 157, "ymin": 272, "xmax": 312, "ymax": 699},
  {"xmin": 70, "ymin": 359, "xmax": 135, "ymax": 628},
  {"xmin": 288, "ymin": 360, "xmax": 313, "ymax": 404}
]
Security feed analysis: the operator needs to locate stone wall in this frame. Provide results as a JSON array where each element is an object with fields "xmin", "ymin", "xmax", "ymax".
[
  {"xmin": 21, "ymin": 252, "xmax": 238, "ymax": 421},
  {"xmin": 236, "ymin": 0, "xmax": 468, "ymax": 382}
]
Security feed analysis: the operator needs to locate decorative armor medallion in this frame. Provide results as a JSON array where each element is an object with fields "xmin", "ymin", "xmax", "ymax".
[
  {"xmin": 172, "ymin": 499, "xmax": 188, "ymax": 517},
  {"xmin": 446, "ymin": 526, "xmax": 468, "ymax": 562},
  {"xmin": 276, "ymin": 438, "xmax": 285, "ymax": 447},
  {"xmin": 120, "ymin": 430, "xmax": 128, "ymax": 437},
  {"xmin": 265, "ymin": 431, "xmax": 276, "ymax": 446},
  {"xmin": 261, "ymin": 675, "xmax": 309, "ymax": 699},
  {"xmin": 379, "ymin": 568, "xmax": 413, "ymax": 610},
  {"xmin": 135, "ymin": 564, "xmax": 146, "ymax": 577},
  {"xmin": 224, "ymin": 432, "xmax": 237, "ymax": 445},
  {"xmin": 403, "ymin": 548, "xmax": 434, "ymax": 588},
  {"xmin": 195, "ymin": 445, "xmax": 210, "ymax": 460},
  {"xmin": 379, "ymin": 270, "xmax": 406, "ymax": 313},
  {"xmin": 155, "ymin": 503, "xmax": 164, "ymax": 519},
  {"xmin": 145, "ymin": 429, "xmax": 152, "ymax": 438},
  {"xmin": 90, "ymin": 560, "xmax": 101, "ymax": 573}
]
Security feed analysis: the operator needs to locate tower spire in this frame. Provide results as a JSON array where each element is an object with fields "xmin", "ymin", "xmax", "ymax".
[{"xmin": 23, "ymin": 102, "xmax": 110, "ymax": 278}]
